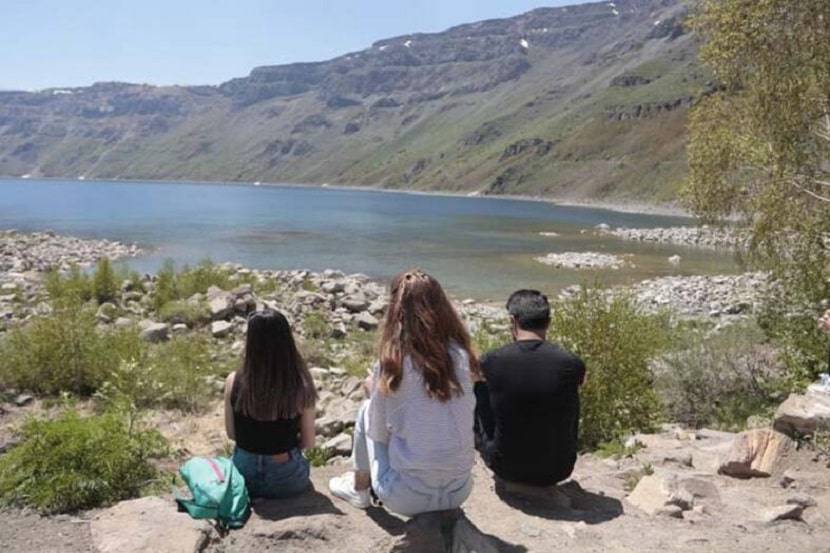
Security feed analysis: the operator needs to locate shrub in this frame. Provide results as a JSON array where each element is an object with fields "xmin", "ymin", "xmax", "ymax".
[
  {"xmin": 0, "ymin": 409, "xmax": 167, "ymax": 513},
  {"xmin": 98, "ymin": 335, "xmax": 223, "ymax": 412},
  {"xmin": 45, "ymin": 266, "xmax": 93, "ymax": 306},
  {"xmin": 303, "ymin": 311, "xmax": 330, "ymax": 339},
  {"xmin": 152, "ymin": 260, "xmax": 178, "ymax": 311},
  {"xmin": 158, "ymin": 300, "xmax": 210, "ymax": 327},
  {"xmin": 92, "ymin": 258, "xmax": 118, "ymax": 305},
  {"xmin": 152, "ymin": 259, "xmax": 233, "ymax": 311},
  {"xmin": 177, "ymin": 260, "xmax": 232, "ymax": 299},
  {"xmin": 472, "ymin": 321, "xmax": 510, "ymax": 358},
  {"xmin": 0, "ymin": 303, "xmax": 143, "ymax": 395},
  {"xmin": 304, "ymin": 446, "xmax": 334, "ymax": 468},
  {"xmin": 549, "ymin": 288, "xmax": 671, "ymax": 449},
  {"xmin": 340, "ymin": 331, "xmax": 377, "ymax": 377},
  {"xmin": 654, "ymin": 322, "xmax": 784, "ymax": 430}
]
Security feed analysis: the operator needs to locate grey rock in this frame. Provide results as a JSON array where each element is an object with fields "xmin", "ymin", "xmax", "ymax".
[
  {"xmin": 114, "ymin": 317, "xmax": 134, "ymax": 329},
  {"xmin": 323, "ymin": 433, "xmax": 353, "ymax": 455},
  {"xmin": 354, "ymin": 311, "xmax": 379, "ymax": 330},
  {"xmin": 139, "ymin": 322, "xmax": 169, "ymax": 343},
  {"xmin": 90, "ymin": 496, "xmax": 212, "ymax": 553},
  {"xmin": 762, "ymin": 504, "xmax": 804, "ymax": 524},
  {"xmin": 14, "ymin": 394, "xmax": 34, "ymax": 407},
  {"xmin": 774, "ymin": 391, "xmax": 830, "ymax": 437},
  {"xmin": 209, "ymin": 295, "xmax": 233, "ymax": 320},
  {"xmin": 211, "ymin": 320, "xmax": 233, "ymax": 338}
]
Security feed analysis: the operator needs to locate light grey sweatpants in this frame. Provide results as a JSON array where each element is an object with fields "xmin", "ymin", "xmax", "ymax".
[{"xmin": 351, "ymin": 400, "xmax": 473, "ymax": 517}]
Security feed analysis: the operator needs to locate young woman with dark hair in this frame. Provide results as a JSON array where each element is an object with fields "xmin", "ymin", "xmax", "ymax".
[
  {"xmin": 224, "ymin": 309, "xmax": 317, "ymax": 498},
  {"xmin": 329, "ymin": 269, "xmax": 479, "ymax": 516}
]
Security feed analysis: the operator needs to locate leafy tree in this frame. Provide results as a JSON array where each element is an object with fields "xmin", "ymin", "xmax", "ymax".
[
  {"xmin": 686, "ymin": 0, "xmax": 830, "ymax": 245},
  {"xmin": 686, "ymin": 0, "xmax": 830, "ymax": 386}
]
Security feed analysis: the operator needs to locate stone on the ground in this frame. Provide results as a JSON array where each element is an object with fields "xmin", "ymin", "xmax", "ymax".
[
  {"xmin": 211, "ymin": 320, "xmax": 233, "ymax": 338},
  {"xmin": 14, "ymin": 394, "xmax": 33, "ymax": 407},
  {"xmin": 315, "ymin": 415, "xmax": 344, "ymax": 438},
  {"xmin": 341, "ymin": 293, "xmax": 369, "ymax": 312},
  {"xmin": 172, "ymin": 323, "xmax": 188, "ymax": 334},
  {"xmin": 96, "ymin": 302, "xmax": 117, "ymax": 323},
  {"xmin": 91, "ymin": 497, "xmax": 212, "ymax": 553},
  {"xmin": 354, "ymin": 311, "xmax": 379, "ymax": 330},
  {"xmin": 762, "ymin": 504, "xmax": 805, "ymax": 524},
  {"xmin": 718, "ymin": 428, "xmax": 793, "ymax": 478},
  {"xmin": 114, "ymin": 317, "xmax": 134, "ymax": 329},
  {"xmin": 668, "ymin": 255, "xmax": 681, "ymax": 266},
  {"xmin": 773, "ymin": 391, "xmax": 830, "ymax": 437},
  {"xmin": 625, "ymin": 472, "xmax": 718, "ymax": 518},
  {"xmin": 138, "ymin": 322, "xmax": 169, "ymax": 343},
  {"xmin": 209, "ymin": 294, "xmax": 233, "ymax": 320},
  {"xmin": 323, "ymin": 433, "xmax": 353, "ymax": 455}
]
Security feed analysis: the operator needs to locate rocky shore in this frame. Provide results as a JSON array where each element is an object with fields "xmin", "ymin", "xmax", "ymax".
[
  {"xmin": 0, "ymin": 230, "xmax": 140, "ymax": 272},
  {"xmin": 624, "ymin": 272, "xmax": 769, "ymax": 319},
  {"xmin": 598, "ymin": 225, "xmax": 744, "ymax": 250}
]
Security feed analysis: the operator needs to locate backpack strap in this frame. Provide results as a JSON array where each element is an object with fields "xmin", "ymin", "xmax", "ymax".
[{"xmin": 205, "ymin": 458, "xmax": 225, "ymax": 483}]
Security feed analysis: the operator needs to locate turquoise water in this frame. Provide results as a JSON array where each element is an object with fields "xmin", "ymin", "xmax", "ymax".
[{"xmin": 0, "ymin": 179, "xmax": 737, "ymax": 300}]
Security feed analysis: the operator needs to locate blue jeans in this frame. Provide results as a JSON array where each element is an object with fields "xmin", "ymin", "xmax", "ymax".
[
  {"xmin": 232, "ymin": 447, "xmax": 310, "ymax": 499},
  {"xmin": 352, "ymin": 401, "xmax": 473, "ymax": 517}
]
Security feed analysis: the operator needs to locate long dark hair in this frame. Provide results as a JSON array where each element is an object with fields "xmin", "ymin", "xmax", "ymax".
[
  {"xmin": 234, "ymin": 309, "xmax": 317, "ymax": 420},
  {"xmin": 378, "ymin": 269, "xmax": 479, "ymax": 401}
]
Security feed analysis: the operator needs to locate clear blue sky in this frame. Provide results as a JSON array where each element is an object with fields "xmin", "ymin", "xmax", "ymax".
[{"xmin": 1, "ymin": 0, "xmax": 591, "ymax": 91}]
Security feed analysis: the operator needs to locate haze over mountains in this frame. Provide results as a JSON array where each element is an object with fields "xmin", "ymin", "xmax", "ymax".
[{"xmin": 0, "ymin": 0, "xmax": 704, "ymax": 203}]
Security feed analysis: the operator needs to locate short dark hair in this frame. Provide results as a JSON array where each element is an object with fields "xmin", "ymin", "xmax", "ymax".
[{"xmin": 506, "ymin": 289, "xmax": 550, "ymax": 331}]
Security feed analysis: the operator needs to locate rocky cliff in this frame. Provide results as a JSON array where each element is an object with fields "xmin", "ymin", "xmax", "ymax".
[{"xmin": 0, "ymin": 0, "xmax": 703, "ymax": 203}]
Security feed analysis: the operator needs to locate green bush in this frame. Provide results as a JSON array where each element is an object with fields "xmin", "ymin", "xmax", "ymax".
[
  {"xmin": 303, "ymin": 311, "xmax": 330, "ymax": 339},
  {"xmin": 92, "ymin": 258, "xmax": 118, "ymax": 305},
  {"xmin": 98, "ymin": 335, "xmax": 223, "ymax": 412},
  {"xmin": 0, "ymin": 303, "xmax": 143, "ymax": 395},
  {"xmin": 45, "ymin": 266, "xmax": 93, "ymax": 306},
  {"xmin": 654, "ymin": 322, "xmax": 783, "ymax": 430},
  {"xmin": 550, "ymin": 288, "xmax": 671, "ymax": 449},
  {"xmin": 158, "ymin": 300, "xmax": 210, "ymax": 327},
  {"xmin": 0, "ymin": 410, "xmax": 167, "ymax": 513},
  {"xmin": 757, "ymin": 237, "xmax": 830, "ymax": 392},
  {"xmin": 152, "ymin": 259, "xmax": 233, "ymax": 311}
]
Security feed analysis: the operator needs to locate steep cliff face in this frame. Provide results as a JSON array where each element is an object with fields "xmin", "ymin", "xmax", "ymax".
[{"xmin": 0, "ymin": 0, "xmax": 703, "ymax": 203}]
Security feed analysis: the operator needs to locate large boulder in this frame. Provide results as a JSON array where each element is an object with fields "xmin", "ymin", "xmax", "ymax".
[
  {"xmin": 774, "ymin": 390, "xmax": 830, "ymax": 437},
  {"xmin": 718, "ymin": 428, "xmax": 793, "ymax": 478},
  {"xmin": 90, "ymin": 496, "xmax": 212, "ymax": 553}
]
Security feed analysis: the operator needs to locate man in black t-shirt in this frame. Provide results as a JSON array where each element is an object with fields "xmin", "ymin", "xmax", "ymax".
[{"xmin": 474, "ymin": 289, "xmax": 586, "ymax": 486}]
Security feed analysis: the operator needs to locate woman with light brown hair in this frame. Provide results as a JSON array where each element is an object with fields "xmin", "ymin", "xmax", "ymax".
[{"xmin": 329, "ymin": 269, "xmax": 479, "ymax": 516}]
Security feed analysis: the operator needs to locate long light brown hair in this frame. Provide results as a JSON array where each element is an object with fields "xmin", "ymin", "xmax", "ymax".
[
  {"xmin": 378, "ymin": 269, "xmax": 479, "ymax": 401},
  {"xmin": 234, "ymin": 309, "xmax": 317, "ymax": 420}
]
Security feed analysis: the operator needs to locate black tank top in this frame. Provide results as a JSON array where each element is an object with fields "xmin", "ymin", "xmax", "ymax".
[{"xmin": 231, "ymin": 378, "xmax": 301, "ymax": 455}]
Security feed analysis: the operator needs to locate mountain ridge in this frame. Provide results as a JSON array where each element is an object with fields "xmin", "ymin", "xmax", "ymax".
[{"xmin": 0, "ymin": 0, "xmax": 703, "ymax": 204}]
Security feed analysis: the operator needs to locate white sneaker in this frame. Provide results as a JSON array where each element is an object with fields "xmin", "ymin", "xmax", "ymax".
[{"xmin": 329, "ymin": 473, "xmax": 371, "ymax": 509}]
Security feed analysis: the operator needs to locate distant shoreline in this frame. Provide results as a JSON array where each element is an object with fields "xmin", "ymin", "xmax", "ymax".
[{"xmin": 0, "ymin": 175, "xmax": 693, "ymax": 219}]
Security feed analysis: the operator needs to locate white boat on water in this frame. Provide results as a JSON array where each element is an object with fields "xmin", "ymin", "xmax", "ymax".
[
  {"xmin": 253, "ymin": 181, "xmax": 261, "ymax": 186},
  {"xmin": 21, "ymin": 174, "xmax": 31, "ymax": 179},
  {"xmin": 78, "ymin": 176, "xmax": 86, "ymax": 181},
  {"xmin": 321, "ymin": 182, "xmax": 330, "ymax": 187}
]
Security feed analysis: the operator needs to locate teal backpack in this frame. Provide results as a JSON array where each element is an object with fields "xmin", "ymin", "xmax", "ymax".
[{"xmin": 176, "ymin": 457, "xmax": 251, "ymax": 529}]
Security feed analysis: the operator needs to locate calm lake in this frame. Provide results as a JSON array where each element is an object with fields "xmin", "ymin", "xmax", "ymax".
[{"xmin": 0, "ymin": 179, "xmax": 738, "ymax": 300}]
